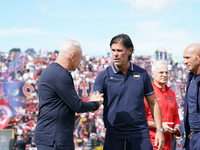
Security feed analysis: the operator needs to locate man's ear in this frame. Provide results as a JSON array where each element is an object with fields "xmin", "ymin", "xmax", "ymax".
[
  {"xmin": 128, "ymin": 48, "xmax": 132, "ymax": 55},
  {"xmin": 198, "ymin": 53, "xmax": 200, "ymax": 61},
  {"xmin": 70, "ymin": 54, "xmax": 75, "ymax": 62},
  {"xmin": 151, "ymin": 71, "xmax": 155, "ymax": 79}
]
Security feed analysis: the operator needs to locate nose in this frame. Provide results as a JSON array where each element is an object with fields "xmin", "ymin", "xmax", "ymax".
[
  {"xmin": 183, "ymin": 59, "xmax": 187, "ymax": 64},
  {"xmin": 113, "ymin": 51, "xmax": 118, "ymax": 57}
]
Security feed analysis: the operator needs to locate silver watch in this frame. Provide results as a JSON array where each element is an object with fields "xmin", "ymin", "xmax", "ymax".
[{"xmin": 156, "ymin": 128, "xmax": 164, "ymax": 133}]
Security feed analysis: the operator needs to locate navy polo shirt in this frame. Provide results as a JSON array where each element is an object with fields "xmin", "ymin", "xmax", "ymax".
[
  {"xmin": 93, "ymin": 62, "xmax": 154, "ymax": 139},
  {"xmin": 34, "ymin": 63, "xmax": 99, "ymax": 146}
]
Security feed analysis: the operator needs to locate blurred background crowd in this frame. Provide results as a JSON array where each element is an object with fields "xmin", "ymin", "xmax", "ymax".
[{"xmin": 0, "ymin": 49, "xmax": 187, "ymax": 149}]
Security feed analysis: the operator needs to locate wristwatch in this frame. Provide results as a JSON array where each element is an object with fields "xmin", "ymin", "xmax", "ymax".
[{"xmin": 156, "ymin": 128, "xmax": 164, "ymax": 133}]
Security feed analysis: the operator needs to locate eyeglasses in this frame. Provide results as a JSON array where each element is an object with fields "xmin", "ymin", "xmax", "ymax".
[{"xmin": 156, "ymin": 71, "xmax": 169, "ymax": 75}]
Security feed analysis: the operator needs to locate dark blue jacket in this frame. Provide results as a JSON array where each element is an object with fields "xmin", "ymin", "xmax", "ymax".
[
  {"xmin": 34, "ymin": 63, "xmax": 99, "ymax": 146},
  {"xmin": 184, "ymin": 72, "xmax": 200, "ymax": 148}
]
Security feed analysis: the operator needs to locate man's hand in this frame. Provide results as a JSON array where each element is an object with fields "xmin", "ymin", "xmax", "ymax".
[
  {"xmin": 155, "ymin": 131, "xmax": 164, "ymax": 150},
  {"xmin": 89, "ymin": 91, "xmax": 104, "ymax": 106},
  {"xmin": 162, "ymin": 122, "xmax": 175, "ymax": 134},
  {"xmin": 172, "ymin": 126, "xmax": 182, "ymax": 140}
]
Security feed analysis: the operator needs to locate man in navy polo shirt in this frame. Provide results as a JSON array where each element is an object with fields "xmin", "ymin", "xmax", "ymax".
[
  {"xmin": 93, "ymin": 34, "xmax": 164, "ymax": 150},
  {"xmin": 34, "ymin": 40, "xmax": 104, "ymax": 150}
]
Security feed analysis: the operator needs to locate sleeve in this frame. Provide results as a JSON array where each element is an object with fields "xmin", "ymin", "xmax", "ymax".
[
  {"xmin": 144, "ymin": 71, "xmax": 154, "ymax": 96},
  {"xmin": 92, "ymin": 71, "xmax": 105, "ymax": 94},
  {"xmin": 144, "ymin": 98, "xmax": 154, "ymax": 123},
  {"xmin": 54, "ymin": 70, "xmax": 99, "ymax": 113}
]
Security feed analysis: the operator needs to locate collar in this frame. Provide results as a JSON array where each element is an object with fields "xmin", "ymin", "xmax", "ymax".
[
  {"xmin": 111, "ymin": 62, "xmax": 133, "ymax": 74},
  {"xmin": 152, "ymin": 82, "xmax": 170, "ymax": 92},
  {"xmin": 187, "ymin": 71, "xmax": 200, "ymax": 86},
  {"xmin": 187, "ymin": 71, "xmax": 194, "ymax": 84}
]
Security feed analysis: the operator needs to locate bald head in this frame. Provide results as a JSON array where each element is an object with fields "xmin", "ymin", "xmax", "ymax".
[
  {"xmin": 59, "ymin": 40, "xmax": 82, "ymax": 56},
  {"xmin": 56, "ymin": 40, "xmax": 82, "ymax": 71},
  {"xmin": 183, "ymin": 43, "xmax": 200, "ymax": 75},
  {"xmin": 184, "ymin": 43, "xmax": 200, "ymax": 55}
]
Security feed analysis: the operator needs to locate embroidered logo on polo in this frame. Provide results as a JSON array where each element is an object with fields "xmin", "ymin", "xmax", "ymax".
[
  {"xmin": 133, "ymin": 72, "xmax": 140, "ymax": 80},
  {"xmin": 169, "ymin": 96, "xmax": 173, "ymax": 102}
]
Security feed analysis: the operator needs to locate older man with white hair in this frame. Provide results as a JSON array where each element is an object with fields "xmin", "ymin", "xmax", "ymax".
[{"xmin": 144, "ymin": 61, "xmax": 181, "ymax": 150}]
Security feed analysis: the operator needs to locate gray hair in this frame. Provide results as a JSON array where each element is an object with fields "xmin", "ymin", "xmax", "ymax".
[{"xmin": 151, "ymin": 61, "xmax": 167, "ymax": 72}]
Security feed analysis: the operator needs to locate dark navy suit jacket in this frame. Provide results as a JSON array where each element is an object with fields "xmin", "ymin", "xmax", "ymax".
[
  {"xmin": 183, "ymin": 72, "xmax": 200, "ymax": 148},
  {"xmin": 34, "ymin": 63, "xmax": 99, "ymax": 146}
]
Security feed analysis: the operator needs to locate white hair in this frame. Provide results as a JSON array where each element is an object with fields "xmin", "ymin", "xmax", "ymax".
[{"xmin": 151, "ymin": 61, "xmax": 167, "ymax": 72}]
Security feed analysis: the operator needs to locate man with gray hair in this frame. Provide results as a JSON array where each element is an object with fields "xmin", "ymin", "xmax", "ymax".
[
  {"xmin": 144, "ymin": 61, "xmax": 181, "ymax": 150},
  {"xmin": 34, "ymin": 40, "xmax": 104, "ymax": 150},
  {"xmin": 93, "ymin": 34, "xmax": 164, "ymax": 150}
]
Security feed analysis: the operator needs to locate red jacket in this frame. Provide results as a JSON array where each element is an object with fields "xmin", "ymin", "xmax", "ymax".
[{"xmin": 144, "ymin": 82, "xmax": 180, "ymax": 150}]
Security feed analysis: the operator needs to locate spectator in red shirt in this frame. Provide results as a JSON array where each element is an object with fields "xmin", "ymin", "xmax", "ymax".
[{"xmin": 144, "ymin": 61, "xmax": 181, "ymax": 150}]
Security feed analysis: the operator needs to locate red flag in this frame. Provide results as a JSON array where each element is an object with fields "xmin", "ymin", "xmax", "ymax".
[{"xmin": 0, "ymin": 98, "xmax": 13, "ymax": 129}]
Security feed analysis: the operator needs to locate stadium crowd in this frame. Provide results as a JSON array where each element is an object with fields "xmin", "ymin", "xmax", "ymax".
[{"xmin": 0, "ymin": 49, "xmax": 187, "ymax": 149}]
